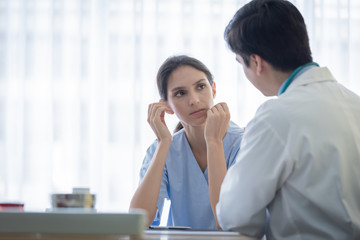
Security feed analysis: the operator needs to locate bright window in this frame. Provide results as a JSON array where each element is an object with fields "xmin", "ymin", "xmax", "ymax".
[{"xmin": 0, "ymin": 0, "xmax": 359, "ymax": 211}]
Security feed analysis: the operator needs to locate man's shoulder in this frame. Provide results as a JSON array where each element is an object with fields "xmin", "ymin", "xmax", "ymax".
[
  {"xmin": 254, "ymin": 98, "xmax": 285, "ymax": 119},
  {"xmin": 247, "ymin": 98, "xmax": 294, "ymax": 136}
]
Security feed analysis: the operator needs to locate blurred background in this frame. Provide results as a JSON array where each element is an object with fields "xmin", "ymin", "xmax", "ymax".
[{"xmin": 0, "ymin": 0, "xmax": 359, "ymax": 212}]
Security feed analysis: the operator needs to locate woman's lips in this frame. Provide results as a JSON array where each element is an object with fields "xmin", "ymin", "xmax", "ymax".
[{"xmin": 190, "ymin": 108, "xmax": 207, "ymax": 116}]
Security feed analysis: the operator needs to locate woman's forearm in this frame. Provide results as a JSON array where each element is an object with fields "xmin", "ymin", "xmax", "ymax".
[
  {"xmin": 206, "ymin": 140, "xmax": 227, "ymax": 229},
  {"xmin": 129, "ymin": 140, "xmax": 171, "ymax": 226}
]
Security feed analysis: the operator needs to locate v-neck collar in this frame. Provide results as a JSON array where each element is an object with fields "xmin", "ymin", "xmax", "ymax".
[{"xmin": 182, "ymin": 134, "xmax": 209, "ymax": 182}]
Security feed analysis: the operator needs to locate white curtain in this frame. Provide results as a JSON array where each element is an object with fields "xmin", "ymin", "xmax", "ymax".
[{"xmin": 0, "ymin": 0, "xmax": 359, "ymax": 212}]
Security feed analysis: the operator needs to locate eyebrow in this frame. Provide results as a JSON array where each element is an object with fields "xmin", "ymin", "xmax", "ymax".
[{"xmin": 170, "ymin": 79, "xmax": 207, "ymax": 93}]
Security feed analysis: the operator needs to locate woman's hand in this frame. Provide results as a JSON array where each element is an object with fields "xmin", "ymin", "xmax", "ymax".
[
  {"xmin": 204, "ymin": 102, "xmax": 230, "ymax": 144},
  {"xmin": 148, "ymin": 100, "xmax": 174, "ymax": 142}
]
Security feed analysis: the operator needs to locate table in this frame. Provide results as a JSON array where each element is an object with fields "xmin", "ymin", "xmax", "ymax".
[
  {"xmin": 0, "ymin": 230, "xmax": 258, "ymax": 240},
  {"xmin": 0, "ymin": 212, "xmax": 259, "ymax": 240}
]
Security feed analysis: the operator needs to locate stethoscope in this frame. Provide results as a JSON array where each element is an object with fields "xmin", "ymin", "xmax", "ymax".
[{"xmin": 278, "ymin": 62, "xmax": 319, "ymax": 95}]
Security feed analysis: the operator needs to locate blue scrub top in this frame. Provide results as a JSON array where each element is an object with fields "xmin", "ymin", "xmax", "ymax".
[{"xmin": 139, "ymin": 121, "xmax": 244, "ymax": 230}]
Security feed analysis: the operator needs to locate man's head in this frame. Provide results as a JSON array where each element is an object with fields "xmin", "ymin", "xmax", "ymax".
[{"xmin": 225, "ymin": 0, "xmax": 312, "ymax": 72}]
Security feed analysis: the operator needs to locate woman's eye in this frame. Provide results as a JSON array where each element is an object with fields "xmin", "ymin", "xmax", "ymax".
[{"xmin": 175, "ymin": 90, "xmax": 185, "ymax": 97}]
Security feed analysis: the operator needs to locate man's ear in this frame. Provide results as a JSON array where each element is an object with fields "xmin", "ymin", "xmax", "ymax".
[
  {"xmin": 212, "ymin": 82, "xmax": 217, "ymax": 98},
  {"xmin": 250, "ymin": 54, "xmax": 264, "ymax": 76}
]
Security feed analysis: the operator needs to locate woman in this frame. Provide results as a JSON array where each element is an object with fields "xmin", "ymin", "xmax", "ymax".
[{"xmin": 129, "ymin": 55, "xmax": 244, "ymax": 230}]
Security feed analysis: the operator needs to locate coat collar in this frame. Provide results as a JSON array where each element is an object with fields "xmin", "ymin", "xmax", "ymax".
[{"xmin": 284, "ymin": 67, "xmax": 336, "ymax": 94}]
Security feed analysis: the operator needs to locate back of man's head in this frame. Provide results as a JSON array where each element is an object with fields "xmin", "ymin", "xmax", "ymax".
[{"xmin": 225, "ymin": 0, "xmax": 313, "ymax": 72}]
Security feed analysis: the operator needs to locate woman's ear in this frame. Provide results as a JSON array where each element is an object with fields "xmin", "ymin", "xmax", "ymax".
[
  {"xmin": 160, "ymin": 99, "xmax": 174, "ymax": 114},
  {"xmin": 212, "ymin": 82, "xmax": 217, "ymax": 98}
]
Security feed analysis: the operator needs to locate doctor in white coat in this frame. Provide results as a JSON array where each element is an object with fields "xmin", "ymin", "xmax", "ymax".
[{"xmin": 216, "ymin": 0, "xmax": 360, "ymax": 239}]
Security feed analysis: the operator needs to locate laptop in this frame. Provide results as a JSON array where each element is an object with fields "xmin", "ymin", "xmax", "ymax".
[{"xmin": 0, "ymin": 210, "xmax": 146, "ymax": 236}]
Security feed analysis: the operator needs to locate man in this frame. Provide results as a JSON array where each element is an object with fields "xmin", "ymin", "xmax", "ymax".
[{"xmin": 216, "ymin": 0, "xmax": 360, "ymax": 239}]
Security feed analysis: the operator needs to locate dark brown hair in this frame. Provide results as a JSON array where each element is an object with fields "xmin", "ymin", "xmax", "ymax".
[{"xmin": 224, "ymin": 0, "xmax": 312, "ymax": 71}]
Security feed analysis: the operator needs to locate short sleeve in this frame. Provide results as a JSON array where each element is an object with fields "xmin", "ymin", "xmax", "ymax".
[{"xmin": 224, "ymin": 121, "xmax": 244, "ymax": 169}]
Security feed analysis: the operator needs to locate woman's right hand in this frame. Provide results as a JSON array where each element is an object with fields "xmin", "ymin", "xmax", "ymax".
[{"xmin": 147, "ymin": 100, "xmax": 174, "ymax": 142}]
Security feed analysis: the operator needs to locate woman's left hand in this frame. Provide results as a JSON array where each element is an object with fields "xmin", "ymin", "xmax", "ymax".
[{"xmin": 204, "ymin": 102, "xmax": 230, "ymax": 144}]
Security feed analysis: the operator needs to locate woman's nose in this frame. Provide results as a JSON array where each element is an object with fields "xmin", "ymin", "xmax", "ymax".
[{"xmin": 188, "ymin": 92, "xmax": 200, "ymax": 105}]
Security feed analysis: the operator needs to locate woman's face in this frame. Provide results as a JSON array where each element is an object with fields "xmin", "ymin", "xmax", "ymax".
[{"xmin": 166, "ymin": 65, "xmax": 216, "ymax": 128}]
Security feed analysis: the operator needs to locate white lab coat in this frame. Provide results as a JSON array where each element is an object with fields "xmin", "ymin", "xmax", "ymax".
[{"xmin": 216, "ymin": 67, "xmax": 360, "ymax": 240}]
